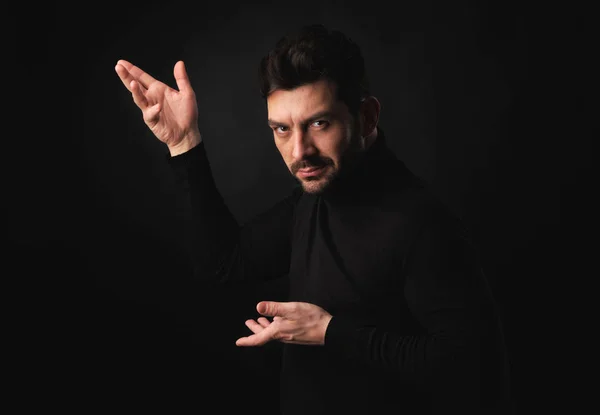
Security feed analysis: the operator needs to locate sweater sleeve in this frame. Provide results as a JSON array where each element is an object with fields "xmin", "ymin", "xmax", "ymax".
[
  {"xmin": 168, "ymin": 142, "xmax": 302, "ymax": 285},
  {"xmin": 323, "ymin": 206, "xmax": 503, "ymax": 404}
]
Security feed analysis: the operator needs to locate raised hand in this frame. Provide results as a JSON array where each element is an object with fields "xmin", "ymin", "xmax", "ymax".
[
  {"xmin": 115, "ymin": 59, "xmax": 202, "ymax": 156},
  {"xmin": 236, "ymin": 301, "xmax": 333, "ymax": 347}
]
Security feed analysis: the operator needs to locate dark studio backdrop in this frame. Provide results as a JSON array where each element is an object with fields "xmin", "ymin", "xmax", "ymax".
[{"xmin": 9, "ymin": 1, "xmax": 591, "ymax": 413}]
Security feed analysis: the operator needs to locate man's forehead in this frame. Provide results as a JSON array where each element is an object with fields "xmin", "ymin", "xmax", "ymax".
[{"xmin": 266, "ymin": 80, "xmax": 342, "ymax": 124}]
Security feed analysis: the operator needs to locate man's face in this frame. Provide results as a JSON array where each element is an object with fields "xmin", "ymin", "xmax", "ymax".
[{"xmin": 267, "ymin": 79, "xmax": 363, "ymax": 195}]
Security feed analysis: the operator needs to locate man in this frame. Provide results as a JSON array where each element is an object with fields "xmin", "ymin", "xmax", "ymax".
[{"xmin": 115, "ymin": 24, "xmax": 513, "ymax": 415}]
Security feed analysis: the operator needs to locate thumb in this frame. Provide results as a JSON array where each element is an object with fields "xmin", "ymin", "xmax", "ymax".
[
  {"xmin": 173, "ymin": 60, "xmax": 192, "ymax": 93},
  {"xmin": 257, "ymin": 301, "xmax": 282, "ymax": 317}
]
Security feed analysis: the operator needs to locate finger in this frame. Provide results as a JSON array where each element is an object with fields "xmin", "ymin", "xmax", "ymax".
[
  {"xmin": 115, "ymin": 63, "xmax": 145, "ymax": 93},
  {"xmin": 257, "ymin": 301, "xmax": 291, "ymax": 318},
  {"xmin": 173, "ymin": 60, "xmax": 193, "ymax": 93},
  {"xmin": 116, "ymin": 59, "xmax": 157, "ymax": 90},
  {"xmin": 143, "ymin": 103, "xmax": 161, "ymax": 125},
  {"xmin": 130, "ymin": 80, "xmax": 149, "ymax": 110},
  {"xmin": 244, "ymin": 319, "xmax": 266, "ymax": 335},
  {"xmin": 257, "ymin": 317, "xmax": 271, "ymax": 328},
  {"xmin": 236, "ymin": 325, "xmax": 275, "ymax": 347}
]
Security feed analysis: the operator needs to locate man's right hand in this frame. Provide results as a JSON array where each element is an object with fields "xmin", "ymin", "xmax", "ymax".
[{"xmin": 115, "ymin": 60, "xmax": 202, "ymax": 156}]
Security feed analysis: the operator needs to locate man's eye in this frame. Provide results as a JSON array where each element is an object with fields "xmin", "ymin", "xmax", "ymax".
[
  {"xmin": 276, "ymin": 126, "xmax": 288, "ymax": 133},
  {"xmin": 312, "ymin": 120, "xmax": 328, "ymax": 128}
]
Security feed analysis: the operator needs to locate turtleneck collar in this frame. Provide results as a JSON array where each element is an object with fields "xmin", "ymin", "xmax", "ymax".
[{"xmin": 319, "ymin": 126, "xmax": 399, "ymax": 205}]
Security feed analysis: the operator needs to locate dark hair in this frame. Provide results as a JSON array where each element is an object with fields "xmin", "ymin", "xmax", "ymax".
[{"xmin": 258, "ymin": 24, "xmax": 370, "ymax": 116}]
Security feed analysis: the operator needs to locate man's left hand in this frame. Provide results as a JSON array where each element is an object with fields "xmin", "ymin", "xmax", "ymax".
[{"xmin": 235, "ymin": 301, "xmax": 333, "ymax": 347}]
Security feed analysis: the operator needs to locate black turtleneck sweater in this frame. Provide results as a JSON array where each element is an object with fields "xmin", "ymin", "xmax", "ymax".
[{"xmin": 168, "ymin": 128, "xmax": 513, "ymax": 415}]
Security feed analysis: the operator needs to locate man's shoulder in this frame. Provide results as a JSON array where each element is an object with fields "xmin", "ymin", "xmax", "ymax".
[
  {"xmin": 382, "ymin": 175, "xmax": 463, "ymax": 230},
  {"xmin": 380, "ymin": 169, "xmax": 437, "ymax": 211}
]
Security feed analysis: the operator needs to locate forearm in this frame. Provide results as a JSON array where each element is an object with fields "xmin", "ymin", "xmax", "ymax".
[
  {"xmin": 169, "ymin": 142, "xmax": 242, "ymax": 283},
  {"xmin": 324, "ymin": 315, "xmax": 480, "ymax": 383},
  {"xmin": 168, "ymin": 142, "xmax": 301, "ymax": 284}
]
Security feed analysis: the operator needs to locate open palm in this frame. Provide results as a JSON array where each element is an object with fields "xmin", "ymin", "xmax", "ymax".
[{"xmin": 115, "ymin": 59, "xmax": 200, "ymax": 150}]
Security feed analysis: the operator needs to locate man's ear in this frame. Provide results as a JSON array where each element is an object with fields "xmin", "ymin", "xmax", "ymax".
[{"xmin": 360, "ymin": 96, "xmax": 381, "ymax": 138}]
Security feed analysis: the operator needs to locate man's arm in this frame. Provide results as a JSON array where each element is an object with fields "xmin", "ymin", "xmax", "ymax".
[
  {"xmin": 169, "ymin": 141, "xmax": 302, "ymax": 284},
  {"xmin": 322, "ymin": 203, "xmax": 510, "ymax": 410},
  {"xmin": 115, "ymin": 59, "xmax": 301, "ymax": 285}
]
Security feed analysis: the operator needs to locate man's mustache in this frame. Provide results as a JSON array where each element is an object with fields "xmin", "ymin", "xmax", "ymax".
[{"xmin": 291, "ymin": 157, "xmax": 333, "ymax": 174}]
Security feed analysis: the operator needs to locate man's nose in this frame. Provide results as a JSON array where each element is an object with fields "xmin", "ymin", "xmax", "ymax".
[{"xmin": 291, "ymin": 130, "xmax": 316, "ymax": 161}]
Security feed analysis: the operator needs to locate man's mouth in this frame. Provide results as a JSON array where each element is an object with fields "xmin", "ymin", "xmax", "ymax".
[{"xmin": 297, "ymin": 165, "xmax": 326, "ymax": 178}]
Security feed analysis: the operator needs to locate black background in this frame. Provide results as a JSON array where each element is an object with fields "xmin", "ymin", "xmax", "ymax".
[{"xmin": 9, "ymin": 1, "xmax": 590, "ymax": 413}]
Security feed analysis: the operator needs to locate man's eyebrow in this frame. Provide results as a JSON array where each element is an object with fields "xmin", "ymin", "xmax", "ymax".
[{"xmin": 267, "ymin": 110, "xmax": 334, "ymax": 127}]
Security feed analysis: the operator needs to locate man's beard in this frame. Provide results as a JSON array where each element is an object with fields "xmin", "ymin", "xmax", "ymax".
[
  {"xmin": 292, "ymin": 124, "xmax": 365, "ymax": 195},
  {"xmin": 296, "ymin": 164, "xmax": 337, "ymax": 195}
]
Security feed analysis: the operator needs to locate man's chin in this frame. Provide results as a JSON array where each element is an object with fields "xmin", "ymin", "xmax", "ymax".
[
  {"xmin": 300, "ymin": 181, "xmax": 325, "ymax": 195},
  {"xmin": 292, "ymin": 165, "xmax": 338, "ymax": 195},
  {"xmin": 298, "ymin": 175, "xmax": 335, "ymax": 195}
]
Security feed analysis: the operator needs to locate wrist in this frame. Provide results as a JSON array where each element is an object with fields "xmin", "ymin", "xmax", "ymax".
[
  {"xmin": 169, "ymin": 131, "xmax": 202, "ymax": 156},
  {"xmin": 320, "ymin": 314, "xmax": 333, "ymax": 345}
]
